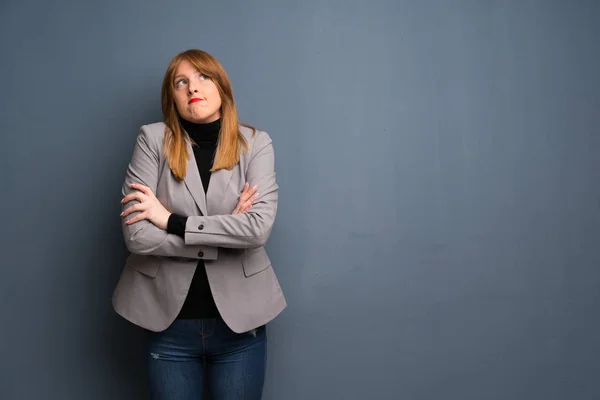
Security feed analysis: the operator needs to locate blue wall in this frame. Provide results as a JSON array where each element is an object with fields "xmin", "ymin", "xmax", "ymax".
[{"xmin": 1, "ymin": 1, "xmax": 599, "ymax": 398}]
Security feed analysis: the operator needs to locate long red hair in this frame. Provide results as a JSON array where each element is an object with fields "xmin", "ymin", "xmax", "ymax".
[{"xmin": 161, "ymin": 49, "xmax": 254, "ymax": 181}]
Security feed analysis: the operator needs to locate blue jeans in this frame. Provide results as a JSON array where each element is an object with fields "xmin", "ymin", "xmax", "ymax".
[{"xmin": 146, "ymin": 317, "xmax": 267, "ymax": 400}]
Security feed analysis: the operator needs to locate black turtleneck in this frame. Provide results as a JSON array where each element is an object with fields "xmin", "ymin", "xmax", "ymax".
[{"xmin": 167, "ymin": 117, "xmax": 220, "ymax": 319}]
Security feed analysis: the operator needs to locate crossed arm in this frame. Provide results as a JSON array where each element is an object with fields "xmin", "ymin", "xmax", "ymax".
[{"xmin": 119, "ymin": 126, "xmax": 278, "ymax": 258}]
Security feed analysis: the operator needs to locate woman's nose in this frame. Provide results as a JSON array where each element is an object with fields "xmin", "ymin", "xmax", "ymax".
[{"xmin": 188, "ymin": 81, "xmax": 198, "ymax": 95}]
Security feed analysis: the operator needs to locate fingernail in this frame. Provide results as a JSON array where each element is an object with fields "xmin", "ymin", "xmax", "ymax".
[
  {"xmin": 252, "ymin": 185, "xmax": 258, "ymax": 190},
  {"xmin": 120, "ymin": 212, "xmax": 124, "ymax": 216}
]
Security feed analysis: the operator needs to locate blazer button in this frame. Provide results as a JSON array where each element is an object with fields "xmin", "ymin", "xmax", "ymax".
[
  {"xmin": 198, "ymin": 251, "xmax": 204, "ymax": 258},
  {"xmin": 198, "ymin": 224, "xmax": 204, "ymax": 230}
]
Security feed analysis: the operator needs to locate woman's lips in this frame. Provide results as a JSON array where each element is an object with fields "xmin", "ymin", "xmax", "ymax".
[{"xmin": 188, "ymin": 98, "xmax": 203, "ymax": 104}]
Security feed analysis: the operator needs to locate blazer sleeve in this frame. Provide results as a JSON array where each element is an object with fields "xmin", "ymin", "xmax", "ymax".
[
  {"xmin": 120, "ymin": 125, "xmax": 218, "ymax": 260},
  {"xmin": 183, "ymin": 131, "xmax": 278, "ymax": 248}
]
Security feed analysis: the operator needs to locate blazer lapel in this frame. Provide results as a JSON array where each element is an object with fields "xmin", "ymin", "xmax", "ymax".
[
  {"xmin": 206, "ymin": 166, "xmax": 234, "ymax": 215},
  {"xmin": 183, "ymin": 142, "xmax": 208, "ymax": 216}
]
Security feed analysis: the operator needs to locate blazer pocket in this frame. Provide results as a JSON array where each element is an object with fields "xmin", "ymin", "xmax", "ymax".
[
  {"xmin": 125, "ymin": 253, "xmax": 160, "ymax": 278},
  {"xmin": 242, "ymin": 247, "xmax": 271, "ymax": 277}
]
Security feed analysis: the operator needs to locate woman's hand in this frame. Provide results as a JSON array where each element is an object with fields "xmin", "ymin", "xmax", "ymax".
[
  {"xmin": 120, "ymin": 183, "xmax": 172, "ymax": 230},
  {"xmin": 232, "ymin": 182, "xmax": 259, "ymax": 214}
]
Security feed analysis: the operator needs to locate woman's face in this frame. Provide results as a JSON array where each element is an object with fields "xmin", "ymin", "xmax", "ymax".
[{"xmin": 172, "ymin": 59, "xmax": 222, "ymax": 123}]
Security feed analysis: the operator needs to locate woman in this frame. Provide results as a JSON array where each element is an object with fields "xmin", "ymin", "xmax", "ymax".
[{"xmin": 112, "ymin": 49, "xmax": 287, "ymax": 399}]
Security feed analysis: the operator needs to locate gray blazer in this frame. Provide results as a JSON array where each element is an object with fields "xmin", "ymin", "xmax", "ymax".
[{"xmin": 112, "ymin": 122, "xmax": 287, "ymax": 333}]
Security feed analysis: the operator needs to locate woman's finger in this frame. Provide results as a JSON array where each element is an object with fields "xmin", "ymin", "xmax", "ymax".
[
  {"xmin": 121, "ymin": 203, "xmax": 146, "ymax": 218},
  {"xmin": 238, "ymin": 194, "xmax": 259, "ymax": 213},
  {"xmin": 121, "ymin": 191, "xmax": 145, "ymax": 204},
  {"xmin": 121, "ymin": 205, "xmax": 135, "ymax": 218},
  {"xmin": 125, "ymin": 211, "xmax": 148, "ymax": 225},
  {"xmin": 130, "ymin": 183, "xmax": 154, "ymax": 197},
  {"xmin": 237, "ymin": 184, "xmax": 248, "ymax": 202},
  {"xmin": 231, "ymin": 184, "xmax": 259, "ymax": 215},
  {"xmin": 240, "ymin": 185, "xmax": 258, "ymax": 203},
  {"xmin": 239, "ymin": 186, "xmax": 251, "ymax": 202},
  {"xmin": 242, "ymin": 193, "xmax": 260, "ymax": 207}
]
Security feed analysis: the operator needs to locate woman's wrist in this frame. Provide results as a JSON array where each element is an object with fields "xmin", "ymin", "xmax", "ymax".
[{"xmin": 167, "ymin": 213, "xmax": 188, "ymax": 237}]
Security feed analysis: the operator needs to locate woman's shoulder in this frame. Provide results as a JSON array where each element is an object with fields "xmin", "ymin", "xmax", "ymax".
[
  {"xmin": 136, "ymin": 122, "xmax": 167, "ymax": 148},
  {"xmin": 239, "ymin": 125, "xmax": 272, "ymax": 149},
  {"xmin": 139, "ymin": 122, "xmax": 167, "ymax": 138}
]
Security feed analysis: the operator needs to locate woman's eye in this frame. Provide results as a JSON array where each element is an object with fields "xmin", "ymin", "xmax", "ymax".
[
  {"xmin": 175, "ymin": 79, "xmax": 187, "ymax": 87},
  {"xmin": 199, "ymin": 74, "xmax": 207, "ymax": 81}
]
